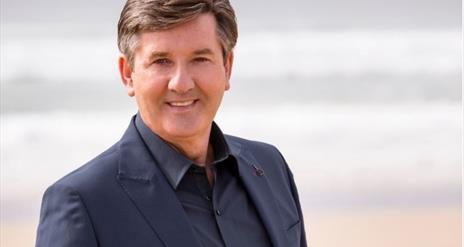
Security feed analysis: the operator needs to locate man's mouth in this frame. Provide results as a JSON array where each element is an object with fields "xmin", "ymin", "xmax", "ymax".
[{"xmin": 167, "ymin": 100, "xmax": 197, "ymax": 107}]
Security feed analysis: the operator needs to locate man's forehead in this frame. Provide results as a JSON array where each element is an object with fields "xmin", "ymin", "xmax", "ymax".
[
  {"xmin": 137, "ymin": 33, "xmax": 221, "ymax": 57},
  {"xmin": 139, "ymin": 15, "xmax": 218, "ymax": 42}
]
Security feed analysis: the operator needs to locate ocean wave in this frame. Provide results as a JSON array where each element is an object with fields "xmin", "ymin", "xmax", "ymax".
[{"xmin": 1, "ymin": 30, "xmax": 460, "ymax": 83}]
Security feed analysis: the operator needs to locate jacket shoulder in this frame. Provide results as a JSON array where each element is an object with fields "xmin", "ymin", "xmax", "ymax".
[
  {"xmin": 224, "ymin": 134, "xmax": 290, "ymax": 181},
  {"xmin": 224, "ymin": 134, "xmax": 285, "ymax": 163},
  {"xmin": 36, "ymin": 142, "xmax": 122, "ymax": 247},
  {"xmin": 48, "ymin": 142, "xmax": 120, "ymax": 193}
]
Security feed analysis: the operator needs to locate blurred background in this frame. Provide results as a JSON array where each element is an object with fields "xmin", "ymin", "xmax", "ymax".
[{"xmin": 1, "ymin": 0, "xmax": 462, "ymax": 246}]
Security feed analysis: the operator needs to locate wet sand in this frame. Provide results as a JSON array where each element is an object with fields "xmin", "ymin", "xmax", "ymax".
[
  {"xmin": 306, "ymin": 206, "xmax": 461, "ymax": 247},
  {"xmin": 2, "ymin": 206, "xmax": 460, "ymax": 247}
]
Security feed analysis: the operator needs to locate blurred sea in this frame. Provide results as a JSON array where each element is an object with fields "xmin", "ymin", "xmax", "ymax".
[
  {"xmin": 2, "ymin": 30, "xmax": 461, "ymax": 110},
  {"xmin": 1, "ymin": 28, "xmax": 462, "ymax": 246}
]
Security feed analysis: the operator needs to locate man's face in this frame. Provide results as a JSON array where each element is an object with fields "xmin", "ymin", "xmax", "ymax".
[{"xmin": 119, "ymin": 14, "xmax": 233, "ymax": 141}]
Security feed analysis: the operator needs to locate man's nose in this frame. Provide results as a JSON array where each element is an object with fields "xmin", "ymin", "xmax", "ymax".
[{"xmin": 168, "ymin": 65, "xmax": 195, "ymax": 94}]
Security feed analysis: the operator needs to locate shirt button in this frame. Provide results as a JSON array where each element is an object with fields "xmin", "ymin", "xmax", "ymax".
[{"xmin": 215, "ymin": 209, "xmax": 222, "ymax": 216}]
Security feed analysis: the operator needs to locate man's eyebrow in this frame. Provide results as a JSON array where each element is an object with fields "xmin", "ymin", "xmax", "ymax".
[
  {"xmin": 193, "ymin": 48, "xmax": 214, "ymax": 55},
  {"xmin": 147, "ymin": 49, "xmax": 213, "ymax": 61},
  {"xmin": 148, "ymin": 51, "xmax": 170, "ymax": 61}
]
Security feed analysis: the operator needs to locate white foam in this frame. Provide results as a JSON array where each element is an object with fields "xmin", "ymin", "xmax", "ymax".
[{"xmin": 1, "ymin": 30, "xmax": 460, "ymax": 83}]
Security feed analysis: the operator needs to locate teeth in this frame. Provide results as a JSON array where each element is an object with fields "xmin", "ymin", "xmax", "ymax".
[{"xmin": 169, "ymin": 100, "xmax": 194, "ymax": 107}]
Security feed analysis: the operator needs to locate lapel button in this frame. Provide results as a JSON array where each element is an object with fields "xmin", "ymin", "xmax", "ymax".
[
  {"xmin": 251, "ymin": 163, "xmax": 265, "ymax": 177},
  {"xmin": 255, "ymin": 169, "xmax": 264, "ymax": 177}
]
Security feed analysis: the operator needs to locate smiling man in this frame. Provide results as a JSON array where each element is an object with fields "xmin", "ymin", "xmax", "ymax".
[{"xmin": 35, "ymin": 1, "xmax": 307, "ymax": 247}]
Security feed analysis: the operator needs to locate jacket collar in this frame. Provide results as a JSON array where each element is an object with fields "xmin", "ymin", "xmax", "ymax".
[
  {"xmin": 117, "ymin": 115, "xmax": 287, "ymax": 247},
  {"xmin": 225, "ymin": 136, "xmax": 288, "ymax": 247},
  {"xmin": 134, "ymin": 113, "xmax": 231, "ymax": 189},
  {"xmin": 117, "ymin": 115, "xmax": 203, "ymax": 247},
  {"xmin": 133, "ymin": 114, "xmax": 192, "ymax": 188}
]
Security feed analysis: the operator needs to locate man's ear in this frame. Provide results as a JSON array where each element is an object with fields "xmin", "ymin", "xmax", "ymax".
[
  {"xmin": 118, "ymin": 54, "xmax": 135, "ymax": 97},
  {"xmin": 224, "ymin": 51, "xmax": 234, "ymax": 91}
]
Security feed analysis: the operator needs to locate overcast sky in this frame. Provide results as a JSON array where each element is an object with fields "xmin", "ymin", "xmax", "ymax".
[{"xmin": 1, "ymin": 0, "xmax": 461, "ymax": 36}]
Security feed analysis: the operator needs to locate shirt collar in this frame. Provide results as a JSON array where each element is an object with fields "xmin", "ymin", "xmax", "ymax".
[{"xmin": 134, "ymin": 113, "xmax": 231, "ymax": 189}]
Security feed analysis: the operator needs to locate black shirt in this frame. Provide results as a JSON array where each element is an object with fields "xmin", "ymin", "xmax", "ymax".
[{"xmin": 135, "ymin": 115, "xmax": 272, "ymax": 247}]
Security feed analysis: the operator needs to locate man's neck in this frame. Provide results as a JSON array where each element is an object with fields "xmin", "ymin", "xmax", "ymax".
[
  {"xmin": 150, "ymin": 123, "xmax": 214, "ymax": 166},
  {"xmin": 166, "ymin": 135, "xmax": 214, "ymax": 166}
]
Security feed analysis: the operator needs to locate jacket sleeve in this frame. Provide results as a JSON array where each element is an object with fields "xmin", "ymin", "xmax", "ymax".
[
  {"xmin": 274, "ymin": 147, "xmax": 308, "ymax": 247},
  {"xmin": 285, "ymin": 163, "xmax": 308, "ymax": 247},
  {"xmin": 35, "ymin": 183, "xmax": 98, "ymax": 247}
]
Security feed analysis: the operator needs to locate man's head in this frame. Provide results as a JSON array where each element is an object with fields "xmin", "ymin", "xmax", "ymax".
[
  {"xmin": 117, "ymin": 0, "xmax": 237, "ymax": 146},
  {"xmin": 118, "ymin": 0, "xmax": 238, "ymax": 68}
]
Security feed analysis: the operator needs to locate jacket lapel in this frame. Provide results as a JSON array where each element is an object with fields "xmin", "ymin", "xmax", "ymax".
[
  {"xmin": 116, "ymin": 118, "xmax": 202, "ymax": 247},
  {"xmin": 228, "ymin": 138, "xmax": 287, "ymax": 247}
]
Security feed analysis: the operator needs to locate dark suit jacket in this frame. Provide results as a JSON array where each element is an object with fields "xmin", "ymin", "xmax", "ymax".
[{"xmin": 36, "ymin": 117, "xmax": 307, "ymax": 247}]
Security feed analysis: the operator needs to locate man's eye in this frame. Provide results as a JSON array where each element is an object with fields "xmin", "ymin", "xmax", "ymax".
[
  {"xmin": 194, "ymin": 57, "xmax": 210, "ymax": 63},
  {"xmin": 153, "ymin": 58, "xmax": 171, "ymax": 65}
]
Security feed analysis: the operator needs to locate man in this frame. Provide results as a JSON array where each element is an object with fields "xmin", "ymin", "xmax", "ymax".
[{"xmin": 35, "ymin": 0, "xmax": 307, "ymax": 246}]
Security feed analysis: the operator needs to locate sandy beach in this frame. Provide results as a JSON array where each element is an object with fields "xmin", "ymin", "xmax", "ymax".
[
  {"xmin": 307, "ymin": 206, "xmax": 461, "ymax": 247},
  {"xmin": 2, "ymin": 206, "xmax": 460, "ymax": 247}
]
